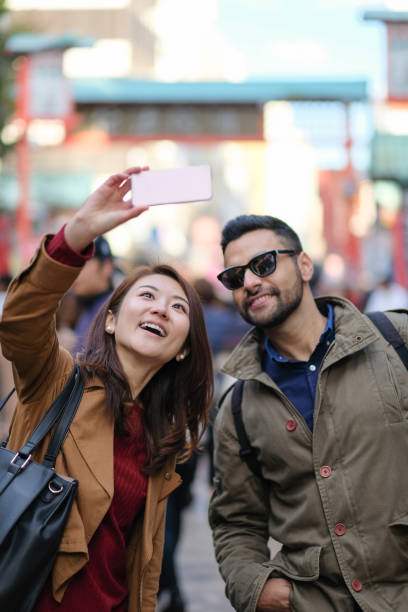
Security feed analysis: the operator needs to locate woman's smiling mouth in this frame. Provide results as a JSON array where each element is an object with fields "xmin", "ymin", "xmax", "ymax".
[{"xmin": 139, "ymin": 322, "xmax": 167, "ymax": 337}]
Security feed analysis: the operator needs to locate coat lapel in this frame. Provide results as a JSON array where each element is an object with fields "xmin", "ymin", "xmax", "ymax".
[
  {"xmin": 68, "ymin": 385, "xmax": 114, "ymax": 498},
  {"xmin": 141, "ymin": 458, "xmax": 181, "ymax": 566}
]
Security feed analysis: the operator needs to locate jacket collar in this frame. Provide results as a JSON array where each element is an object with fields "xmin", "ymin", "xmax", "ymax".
[{"xmin": 221, "ymin": 296, "xmax": 378, "ymax": 382}]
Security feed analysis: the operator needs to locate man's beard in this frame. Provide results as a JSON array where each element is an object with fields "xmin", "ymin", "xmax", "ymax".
[{"xmin": 240, "ymin": 271, "xmax": 303, "ymax": 329}]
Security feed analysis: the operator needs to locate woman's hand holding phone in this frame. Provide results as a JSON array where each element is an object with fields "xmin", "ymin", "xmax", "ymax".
[
  {"xmin": 64, "ymin": 166, "xmax": 150, "ymax": 252},
  {"xmin": 64, "ymin": 164, "xmax": 212, "ymax": 253}
]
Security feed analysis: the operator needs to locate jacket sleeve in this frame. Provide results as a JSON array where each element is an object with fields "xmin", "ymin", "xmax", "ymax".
[
  {"xmin": 208, "ymin": 396, "xmax": 276, "ymax": 612},
  {"xmin": 0, "ymin": 237, "xmax": 81, "ymax": 404}
]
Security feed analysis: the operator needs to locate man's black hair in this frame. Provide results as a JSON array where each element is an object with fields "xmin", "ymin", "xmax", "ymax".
[
  {"xmin": 220, "ymin": 214, "xmax": 303, "ymax": 254},
  {"xmin": 94, "ymin": 236, "xmax": 113, "ymax": 261}
]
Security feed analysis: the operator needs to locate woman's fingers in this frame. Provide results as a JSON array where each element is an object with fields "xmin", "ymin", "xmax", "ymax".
[
  {"xmin": 104, "ymin": 166, "xmax": 149, "ymax": 189},
  {"xmin": 117, "ymin": 177, "xmax": 132, "ymax": 199},
  {"xmin": 121, "ymin": 204, "xmax": 149, "ymax": 220},
  {"xmin": 66, "ymin": 167, "xmax": 151, "ymax": 249},
  {"xmin": 123, "ymin": 165, "xmax": 150, "ymax": 175},
  {"xmin": 105, "ymin": 172, "xmax": 131, "ymax": 188},
  {"xmin": 104, "ymin": 166, "xmax": 150, "ymax": 201}
]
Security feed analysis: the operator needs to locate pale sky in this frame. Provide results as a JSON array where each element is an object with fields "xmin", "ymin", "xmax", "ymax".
[
  {"xmin": 217, "ymin": 0, "xmax": 394, "ymax": 97},
  {"xmin": 7, "ymin": 0, "xmax": 400, "ymax": 97}
]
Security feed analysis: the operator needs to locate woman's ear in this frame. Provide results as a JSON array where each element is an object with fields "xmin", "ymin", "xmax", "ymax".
[
  {"xmin": 105, "ymin": 309, "xmax": 115, "ymax": 334},
  {"xmin": 176, "ymin": 346, "xmax": 190, "ymax": 362}
]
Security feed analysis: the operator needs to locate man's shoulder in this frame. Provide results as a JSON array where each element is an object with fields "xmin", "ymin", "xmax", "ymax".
[
  {"xmin": 213, "ymin": 379, "xmax": 236, "ymax": 429},
  {"xmin": 378, "ymin": 309, "xmax": 408, "ymax": 341}
]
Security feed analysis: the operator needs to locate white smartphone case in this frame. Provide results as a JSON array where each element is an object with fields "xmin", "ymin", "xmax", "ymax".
[{"xmin": 131, "ymin": 165, "xmax": 212, "ymax": 206}]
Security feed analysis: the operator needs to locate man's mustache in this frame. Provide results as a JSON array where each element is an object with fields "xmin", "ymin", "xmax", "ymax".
[{"xmin": 243, "ymin": 287, "xmax": 280, "ymax": 312}]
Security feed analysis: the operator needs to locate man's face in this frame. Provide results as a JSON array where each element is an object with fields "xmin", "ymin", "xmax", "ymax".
[
  {"xmin": 223, "ymin": 229, "xmax": 304, "ymax": 329},
  {"xmin": 72, "ymin": 258, "xmax": 113, "ymax": 298}
]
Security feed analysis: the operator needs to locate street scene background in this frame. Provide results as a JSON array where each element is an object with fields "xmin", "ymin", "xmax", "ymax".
[{"xmin": 1, "ymin": 1, "xmax": 408, "ymax": 611}]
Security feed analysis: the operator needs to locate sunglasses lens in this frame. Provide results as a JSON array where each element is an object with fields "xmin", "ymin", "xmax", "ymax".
[
  {"xmin": 251, "ymin": 252, "xmax": 276, "ymax": 277},
  {"xmin": 219, "ymin": 267, "xmax": 244, "ymax": 290}
]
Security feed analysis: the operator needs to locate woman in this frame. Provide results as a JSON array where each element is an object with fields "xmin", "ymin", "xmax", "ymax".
[{"xmin": 0, "ymin": 167, "xmax": 213, "ymax": 611}]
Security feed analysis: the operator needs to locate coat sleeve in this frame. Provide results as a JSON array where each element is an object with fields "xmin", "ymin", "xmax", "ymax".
[
  {"xmin": 0, "ymin": 237, "xmax": 81, "ymax": 404},
  {"xmin": 208, "ymin": 397, "xmax": 276, "ymax": 612}
]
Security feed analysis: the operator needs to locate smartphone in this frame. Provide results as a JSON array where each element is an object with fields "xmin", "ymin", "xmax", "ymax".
[{"xmin": 131, "ymin": 165, "xmax": 212, "ymax": 206}]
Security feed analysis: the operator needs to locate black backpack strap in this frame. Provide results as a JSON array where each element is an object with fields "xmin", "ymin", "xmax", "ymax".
[
  {"xmin": 231, "ymin": 380, "xmax": 262, "ymax": 478},
  {"xmin": 366, "ymin": 311, "xmax": 408, "ymax": 370},
  {"xmin": 211, "ymin": 381, "xmax": 236, "ymax": 424}
]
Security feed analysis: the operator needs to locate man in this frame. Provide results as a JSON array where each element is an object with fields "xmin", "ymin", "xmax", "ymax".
[
  {"xmin": 68, "ymin": 235, "xmax": 115, "ymax": 356},
  {"xmin": 208, "ymin": 214, "xmax": 408, "ymax": 612}
]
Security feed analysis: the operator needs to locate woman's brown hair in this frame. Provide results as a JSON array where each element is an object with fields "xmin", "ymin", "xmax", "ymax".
[{"xmin": 77, "ymin": 264, "xmax": 213, "ymax": 475}]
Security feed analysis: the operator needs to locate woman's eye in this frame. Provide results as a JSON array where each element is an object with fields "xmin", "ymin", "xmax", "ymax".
[
  {"xmin": 173, "ymin": 303, "xmax": 187, "ymax": 313},
  {"xmin": 141, "ymin": 291, "xmax": 153, "ymax": 299}
]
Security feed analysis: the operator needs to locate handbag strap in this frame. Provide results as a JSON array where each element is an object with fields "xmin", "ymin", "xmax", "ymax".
[
  {"xmin": 42, "ymin": 368, "xmax": 84, "ymax": 468},
  {"xmin": 0, "ymin": 387, "xmax": 16, "ymax": 414},
  {"xmin": 0, "ymin": 366, "xmax": 84, "ymax": 496},
  {"xmin": 17, "ymin": 365, "xmax": 81, "ymax": 458}
]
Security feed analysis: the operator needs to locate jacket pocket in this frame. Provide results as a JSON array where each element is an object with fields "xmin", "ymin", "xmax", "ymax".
[
  {"xmin": 388, "ymin": 512, "xmax": 408, "ymax": 560},
  {"xmin": 369, "ymin": 350, "xmax": 405, "ymax": 423},
  {"xmin": 262, "ymin": 545, "xmax": 321, "ymax": 582}
]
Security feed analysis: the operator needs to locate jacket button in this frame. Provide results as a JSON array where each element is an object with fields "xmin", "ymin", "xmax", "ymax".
[
  {"xmin": 334, "ymin": 522, "xmax": 346, "ymax": 536},
  {"xmin": 164, "ymin": 472, "xmax": 171, "ymax": 480},
  {"xmin": 286, "ymin": 419, "xmax": 297, "ymax": 432},
  {"xmin": 320, "ymin": 466, "xmax": 332, "ymax": 478},
  {"xmin": 351, "ymin": 579, "xmax": 363, "ymax": 592}
]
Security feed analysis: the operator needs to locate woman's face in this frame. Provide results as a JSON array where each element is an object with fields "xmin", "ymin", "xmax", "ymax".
[{"xmin": 106, "ymin": 273, "xmax": 190, "ymax": 368}]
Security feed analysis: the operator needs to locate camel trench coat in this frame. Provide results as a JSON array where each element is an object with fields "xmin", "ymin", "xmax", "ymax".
[{"xmin": 0, "ymin": 238, "xmax": 181, "ymax": 611}]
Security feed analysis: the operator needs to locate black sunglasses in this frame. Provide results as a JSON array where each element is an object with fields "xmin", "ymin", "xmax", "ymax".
[{"xmin": 217, "ymin": 249, "xmax": 297, "ymax": 290}]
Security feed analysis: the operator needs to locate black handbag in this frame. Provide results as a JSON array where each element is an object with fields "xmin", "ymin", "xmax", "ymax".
[{"xmin": 0, "ymin": 365, "xmax": 84, "ymax": 612}]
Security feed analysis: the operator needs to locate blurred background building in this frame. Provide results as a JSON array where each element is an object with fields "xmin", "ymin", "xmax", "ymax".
[{"xmin": 0, "ymin": 0, "xmax": 407, "ymax": 307}]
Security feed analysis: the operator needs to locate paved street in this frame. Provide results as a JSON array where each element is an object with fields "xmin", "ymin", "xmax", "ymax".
[
  {"xmin": 156, "ymin": 452, "xmax": 282, "ymax": 612},
  {"xmin": 169, "ymin": 453, "xmax": 234, "ymax": 612}
]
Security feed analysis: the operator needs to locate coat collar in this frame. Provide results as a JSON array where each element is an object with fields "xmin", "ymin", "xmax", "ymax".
[{"xmin": 221, "ymin": 296, "xmax": 378, "ymax": 381}]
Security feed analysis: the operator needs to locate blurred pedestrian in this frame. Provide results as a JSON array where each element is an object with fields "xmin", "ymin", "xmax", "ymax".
[
  {"xmin": 0, "ymin": 167, "xmax": 213, "ymax": 612},
  {"xmin": 193, "ymin": 278, "xmax": 250, "ymax": 358},
  {"xmin": 193, "ymin": 277, "xmax": 250, "ymax": 485},
  {"xmin": 71, "ymin": 235, "xmax": 116, "ymax": 356},
  {"xmin": 209, "ymin": 214, "xmax": 408, "ymax": 611},
  {"xmin": 158, "ymin": 454, "xmax": 198, "ymax": 612},
  {"xmin": 364, "ymin": 274, "xmax": 408, "ymax": 313}
]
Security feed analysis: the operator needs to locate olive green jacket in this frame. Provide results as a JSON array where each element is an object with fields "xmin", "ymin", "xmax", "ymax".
[
  {"xmin": 209, "ymin": 296, "xmax": 408, "ymax": 612},
  {"xmin": 0, "ymin": 239, "xmax": 181, "ymax": 611}
]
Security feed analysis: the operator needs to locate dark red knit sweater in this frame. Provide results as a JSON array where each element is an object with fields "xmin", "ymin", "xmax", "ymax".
[{"xmin": 34, "ymin": 407, "xmax": 148, "ymax": 612}]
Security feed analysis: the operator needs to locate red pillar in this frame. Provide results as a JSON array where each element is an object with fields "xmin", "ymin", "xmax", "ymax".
[
  {"xmin": 393, "ymin": 205, "xmax": 408, "ymax": 288},
  {"xmin": 15, "ymin": 56, "xmax": 32, "ymax": 259}
]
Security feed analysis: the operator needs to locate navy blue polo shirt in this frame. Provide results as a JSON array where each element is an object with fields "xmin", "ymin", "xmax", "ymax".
[{"xmin": 263, "ymin": 304, "xmax": 334, "ymax": 431}]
